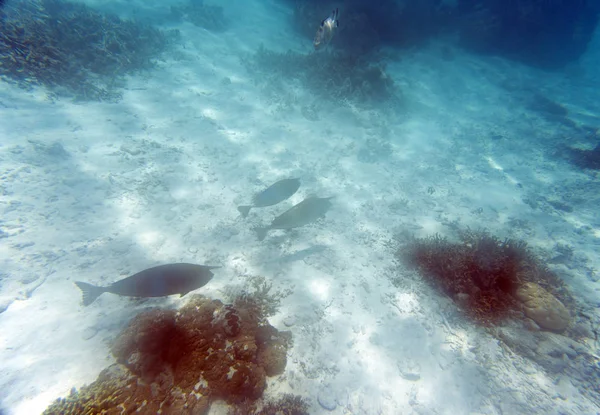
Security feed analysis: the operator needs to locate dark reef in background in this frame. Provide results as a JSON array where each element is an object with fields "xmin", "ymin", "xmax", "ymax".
[
  {"xmin": 291, "ymin": 0, "xmax": 452, "ymax": 57},
  {"xmin": 0, "ymin": 0, "xmax": 177, "ymax": 101},
  {"xmin": 243, "ymin": 46, "xmax": 397, "ymax": 106},
  {"xmin": 456, "ymin": 0, "xmax": 599, "ymax": 68},
  {"xmin": 288, "ymin": 0, "xmax": 598, "ymax": 67}
]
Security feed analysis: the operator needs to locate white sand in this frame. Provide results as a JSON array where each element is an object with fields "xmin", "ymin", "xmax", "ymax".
[{"xmin": 1, "ymin": 1, "xmax": 600, "ymax": 414}]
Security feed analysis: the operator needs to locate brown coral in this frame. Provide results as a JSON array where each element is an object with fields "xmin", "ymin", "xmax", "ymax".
[
  {"xmin": 515, "ymin": 282, "xmax": 571, "ymax": 332},
  {"xmin": 44, "ymin": 295, "xmax": 291, "ymax": 414}
]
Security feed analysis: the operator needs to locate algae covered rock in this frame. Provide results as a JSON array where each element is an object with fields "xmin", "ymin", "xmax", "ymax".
[
  {"xmin": 516, "ymin": 282, "xmax": 571, "ymax": 332},
  {"xmin": 44, "ymin": 294, "xmax": 291, "ymax": 414}
]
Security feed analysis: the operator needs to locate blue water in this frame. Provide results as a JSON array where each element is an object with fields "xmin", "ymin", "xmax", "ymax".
[{"xmin": 0, "ymin": 0, "xmax": 599, "ymax": 414}]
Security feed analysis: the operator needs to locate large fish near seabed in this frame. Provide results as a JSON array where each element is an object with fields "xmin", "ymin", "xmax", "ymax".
[
  {"xmin": 314, "ymin": 8, "xmax": 339, "ymax": 50},
  {"xmin": 237, "ymin": 178, "xmax": 301, "ymax": 218},
  {"xmin": 255, "ymin": 196, "xmax": 334, "ymax": 241},
  {"xmin": 75, "ymin": 263, "xmax": 219, "ymax": 306}
]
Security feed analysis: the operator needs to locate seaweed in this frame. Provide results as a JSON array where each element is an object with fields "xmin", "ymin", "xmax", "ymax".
[
  {"xmin": 232, "ymin": 275, "xmax": 294, "ymax": 319},
  {"xmin": 399, "ymin": 228, "xmax": 573, "ymax": 325},
  {"xmin": 0, "ymin": 0, "xmax": 178, "ymax": 101}
]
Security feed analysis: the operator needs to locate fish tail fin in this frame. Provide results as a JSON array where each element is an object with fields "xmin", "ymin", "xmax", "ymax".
[
  {"xmin": 74, "ymin": 281, "xmax": 105, "ymax": 306},
  {"xmin": 254, "ymin": 227, "xmax": 269, "ymax": 241},
  {"xmin": 237, "ymin": 205, "xmax": 252, "ymax": 218}
]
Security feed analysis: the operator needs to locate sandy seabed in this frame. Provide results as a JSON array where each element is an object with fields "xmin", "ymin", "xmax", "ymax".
[{"xmin": 1, "ymin": 0, "xmax": 600, "ymax": 414}]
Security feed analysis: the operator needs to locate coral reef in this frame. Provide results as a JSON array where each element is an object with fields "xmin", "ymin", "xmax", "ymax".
[
  {"xmin": 43, "ymin": 364, "xmax": 208, "ymax": 415},
  {"xmin": 242, "ymin": 46, "xmax": 397, "ymax": 107},
  {"xmin": 400, "ymin": 229, "xmax": 574, "ymax": 326},
  {"xmin": 0, "ymin": 0, "xmax": 177, "ymax": 101},
  {"xmin": 43, "ymin": 294, "xmax": 291, "ymax": 414},
  {"xmin": 170, "ymin": 0, "xmax": 227, "ymax": 31}
]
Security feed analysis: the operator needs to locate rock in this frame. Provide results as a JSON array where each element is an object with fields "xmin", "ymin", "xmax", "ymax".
[
  {"xmin": 283, "ymin": 315, "xmax": 296, "ymax": 327},
  {"xmin": 398, "ymin": 358, "xmax": 421, "ymax": 381},
  {"xmin": 0, "ymin": 297, "xmax": 14, "ymax": 314},
  {"xmin": 523, "ymin": 318, "xmax": 541, "ymax": 331},
  {"xmin": 81, "ymin": 327, "xmax": 98, "ymax": 340},
  {"xmin": 497, "ymin": 326, "xmax": 538, "ymax": 359},
  {"xmin": 515, "ymin": 282, "xmax": 570, "ymax": 331},
  {"xmin": 120, "ymin": 144, "xmax": 142, "ymax": 156},
  {"xmin": 317, "ymin": 388, "xmax": 337, "ymax": 411},
  {"xmin": 536, "ymin": 332, "xmax": 585, "ymax": 359}
]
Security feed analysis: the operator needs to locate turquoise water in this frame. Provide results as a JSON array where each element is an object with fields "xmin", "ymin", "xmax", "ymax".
[{"xmin": 1, "ymin": 0, "xmax": 599, "ymax": 414}]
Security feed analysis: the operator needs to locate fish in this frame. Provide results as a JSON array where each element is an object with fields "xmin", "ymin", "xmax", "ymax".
[
  {"xmin": 255, "ymin": 196, "xmax": 334, "ymax": 241},
  {"xmin": 75, "ymin": 263, "xmax": 219, "ymax": 306},
  {"xmin": 314, "ymin": 8, "xmax": 339, "ymax": 50},
  {"xmin": 237, "ymin": 178, "xmax": 301, "ymax": 218}
]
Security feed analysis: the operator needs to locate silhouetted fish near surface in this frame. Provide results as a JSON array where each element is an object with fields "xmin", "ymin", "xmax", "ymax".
[
  {"xmin": 314, "ymin": 8, "xmax": 339, "ymax": 50},
  {"xmin": 237, "ymin": 178, "xmax": 301, "ymax": 218},
  {"xmin": 75, "ymin": 263, "xmax": 219, "ymax": 306},
  {"xmin": 255, "ymin": 196, "xmax": 334, "ymax": 241}
]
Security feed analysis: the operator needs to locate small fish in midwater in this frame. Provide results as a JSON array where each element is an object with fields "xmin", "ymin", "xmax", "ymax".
[
  {"xmin": 255, "ymin": 196, "xmax": 334, "ymax": 241},
  {"xmin": 237, "ymin": 178, "xmax": 301, "ymax": 218},
  {"xmin": 314, "ymin": 8, "xmax": 339, "ymax": 50},
  {"xmin": 75, "ymin": 263, "xmax": 219, "ymax": 306}
]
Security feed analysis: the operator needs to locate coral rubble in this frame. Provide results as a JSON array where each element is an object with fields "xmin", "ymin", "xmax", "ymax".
[
  {"xmin": 400, "ymin": 229, "xmax": 574, "ymax": 327},
  {"xmin": 43, "ymin": 295, "xmax": 291, "ymax": 414},
  {"xmin": 229, "ymin": 393, "xmax": 310, "ymax": 415},
  {"xmin": 0, "ymin": 0, "xmax": 177, "ymax": 101}
]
